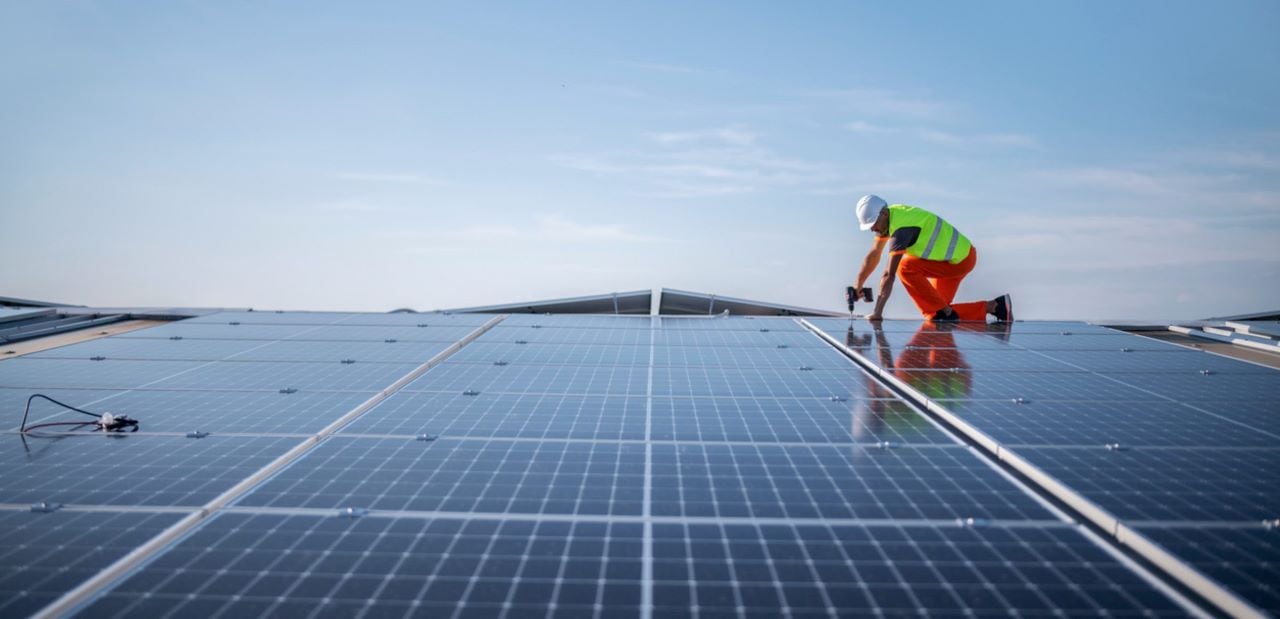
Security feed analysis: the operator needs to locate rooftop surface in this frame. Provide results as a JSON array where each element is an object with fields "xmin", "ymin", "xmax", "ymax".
[{"xmin": 0, "ymin": 306, "xmax": 1276, "ymax": 617}]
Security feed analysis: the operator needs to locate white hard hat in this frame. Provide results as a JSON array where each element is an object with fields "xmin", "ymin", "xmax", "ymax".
[{"xmin": 856, "ymin": 195, "xmax": 887, "ymax": 231}]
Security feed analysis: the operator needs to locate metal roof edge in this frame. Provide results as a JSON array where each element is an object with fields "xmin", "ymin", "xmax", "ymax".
[
  {"xmin": 443, "ymin": 290, "xmax": 653, "ymax": 314},
  {"xmin": 659, "ymin": 287, "xmax": 845, "ymax": 317}
]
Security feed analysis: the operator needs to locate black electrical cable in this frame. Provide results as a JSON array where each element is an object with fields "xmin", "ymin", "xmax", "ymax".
[{"xmin": 20, "ymin": 394, "xmax": 139, "ymax": 434}]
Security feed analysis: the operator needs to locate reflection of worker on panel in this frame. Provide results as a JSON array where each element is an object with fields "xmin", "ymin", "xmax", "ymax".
[
  {"xmin": 840, "ymin": 323, "xmax": 972, "ymax": 442},
  {"xmin": 846, "ymin": 321, "xmax": 1013, "ymax": 433}
]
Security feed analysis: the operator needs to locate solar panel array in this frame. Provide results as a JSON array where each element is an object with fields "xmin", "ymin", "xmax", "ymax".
[
  {"xmin": 2, "ymin": 310, "xmax": 1260, "ymax": 616},
  {"xmin": 809, "ymin": 317, "xmax": 1280, "ymax": 615}
]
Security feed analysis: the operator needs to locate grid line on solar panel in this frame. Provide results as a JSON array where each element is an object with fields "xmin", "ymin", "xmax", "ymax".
[
  {"xmin": 403, "ymin": 362, "xmax": 649, "ymax": 396},
  {"xmin": 338, "ymin": 391, "xmax": 647, "ymax": 440},
  {"xmin": 10, "ymin": 389, "xmax": 380, "ymax": 435},
  {"xmin": 81, "ymin": 513, "xmax": 647, "ymax": 619},
  {"xmin": 0, "ymin": 435, "xmax": 301, "ymax": 507},
  {"xmin": 501, "ymin": 314, "xmax": 654, "ymax": 328},
  {"xmin": 649, "ymin": 521, "xmax": 1186, "ymax": 616},
  {"xmin": 481, "ymin": 326, "xmax": 653, "ymax": 346},
  {"xmin": 652, "ymin": 367, "xmax": 879, "ymax": 399},
  {"xmin": 656, "ymin": 317, "xmax": 807, "ymax": 331},
  {"xmin": 931, "ymin": 399, "xmax": 1280, "ymax": 448},
  {"xmin": 806, "ymin": 318, "xmax": 1126, "ymax": 335},
  {"xmin": 650, "ymin": 396, "xmax": 954, "ymax": 445},
  {"xmin": 649, "ymin": 443, "xmax": 1055, "ymax": 521},
  {"xmin": 237, "ymin": 438, "xmax": 648, "ymax": 516},
  {"xmin": 1013, "ymin": 446, "xmax": 1280, "ymax": 522},
  {"xmin": 1135, "ymin": 525, "xmax": 1279, "ymax": 614},
  {"xmin": 0, "ymin": 358, "xmax": 213, "ymax": 390},
  {"xmin": 0, "ymin": 510, "xmax": 185, "ymax": 618},
  {"xmin": 447, "ymin": 342, "xmax": 651, "ymax": 365},
  {"xmin": 143, "ymin": 360, "xmax": 423, "ymax": 392}
]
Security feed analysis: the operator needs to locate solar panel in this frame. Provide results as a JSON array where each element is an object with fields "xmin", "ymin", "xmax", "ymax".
[
  {"xmin": 0, "ymin": 510, "xmax": 185, "ymax": 618},
  {"xmin": 1137, "ymin": 526, "xmax": 1280, "ymax": 612},
  {"xmin": 0, "ymin": 435, "xmax": 299, "ymax": 506},
  {"xmin": 339, "ymin": 391, "xmax": 647, "ymax": 440},
  {"xmin": 650, "ymin": 396, "xmax": 952, "ymax": 444},
  {"xmin": 0, "ymin": 312, "xmax": 1218, "ymax": 616},
  {"xmin": 237, "ymin": 437, "xmax": 647, "ymax": 516},
  {"xmin": 809, "ymin": 317, "xmax": 1280, "ymax": 614},
  {"xmin": 81, "ymin": 514, "xmax": 646, "ymax": 618}
]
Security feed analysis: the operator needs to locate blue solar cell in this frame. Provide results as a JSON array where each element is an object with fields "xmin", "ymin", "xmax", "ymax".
[
  {"xmin": 910, "ymin": 370, "xmax": 1160, "ymax": 402},
  {"xmin": 652, "ymin": 367, "xmax": 884, "ymax": 399},
  {"xmin": 239, "ymin": 438, "xmax": 646, "ymax": 515},
  {"xmin": 0, "ymin": 510, "xmax": 185, "ymax": 618},
  {"xmin": 1036, "ymin": 349, "xmax": 1278, "ymax": 373},
  {"xmin": 650, "ymin": 396, "xmax": 953, "ymax": 445},
  {"xmin": 25, "ymin": 337, "xmax": 270, "ymax": 361},
  {"xmin": 0, "ymin": 435, "xmax": 299, "ymax": 506},
  {"xmin": 339, "ymin": 391, "xmax": 647, "ymax": 440},
  {"xmin": 17, "ymin": 388, "xmax": 377, "ymax": 434},
  {"xmin": 651, "ymin": 522, "xmax": 1184, "ymax": 616},
  {"xmin": 650, "ymin": 443, "xmax": 1055, "ymax": 520},
  {"xmin": 937, "ymin": 400, "xmax": 1280, "ymax": 447},
  {"xmin": 501, "ymin": 314, "xmax": 651, "ymax": 328},
  {"xmin": 230, "ymin": 339, "xmax": 453, "ymax": 363},
  {"xmin": 806, "ymin": 318, "xmax": 1123, "ymax": 335},
  {"xmin": 279, "ymin": 324, "xmax": 480, "ymax": 342},
  {"xmin": 183, "ymin": 311, "xmax": 354, "ymax": 325},
  {"xmin": 0, "ymin": 358, "xmax": 208, "ymax": 390},
  {"xmin": 116, "ymin": 323, "xmax": 325, "ymax": 340},
  {"xmin": 654, "ymin": 343, "xmax": 857, "ymax": 370},
  {"xmin": 405, "ymin": 362, "xmax": 648, "ymax": 395},
  {"xmin": 146, "ymin": 360, "xmax": 419, "ymax": 392},
  {"xmin": 481, "ymin": 326, "xmax": 651, "ymax": 346},
  {"xmin": 83, "ymin": 514, "xmax": 645, "ymax": 619},
  {"xmin": 1138, "ymin": 526, "xmax": 1279, "ymax": 614},
  {"xmin": 1016, "ymin": 447, "xmax": 1280, "ymax": 521},
  {"xmin": 657, "ymin": 329, "xmax": 827, "ymax": 348},
  {"xmin": 658, "ymin": 316, "xmax": 806, "ymax": 331},
  {"xmin": 447, "ymin": 342, "xmax": 650, "ymax": 365}
]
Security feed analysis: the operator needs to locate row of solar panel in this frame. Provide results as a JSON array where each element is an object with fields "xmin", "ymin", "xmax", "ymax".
[
  {"xmin": 0, "ymin": 312, "xmax": 1224, "ymax": 617},
  {"xmin": 1, "ymin": 510, "xmax": 1189, "ymax": 619},
  {"xmin": 809, "ymin": 319, "xmax": 1280, "ymax": 614}
]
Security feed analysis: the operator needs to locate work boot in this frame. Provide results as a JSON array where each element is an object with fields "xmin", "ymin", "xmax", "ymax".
[
  {"xmin": 991, "ymin": 294, "xmax": 1013, "ymax": 322},
  {"xmin": 931, "ymin": 308, "xmax": 960, "ymax": 323}
]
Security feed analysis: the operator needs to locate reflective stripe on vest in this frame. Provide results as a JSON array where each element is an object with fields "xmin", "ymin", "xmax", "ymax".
[{"xmin": 886, "ymin": 204, "xmax": 972, "ymax": 264}]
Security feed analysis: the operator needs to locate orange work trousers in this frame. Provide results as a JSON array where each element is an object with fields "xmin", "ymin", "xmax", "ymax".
[{"xmin": 896, "ymin": 247, "xmax": 987, "ymax": 321}]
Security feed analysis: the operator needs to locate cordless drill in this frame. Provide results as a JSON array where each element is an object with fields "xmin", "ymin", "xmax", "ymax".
[{"xmin": 845, "ymin": 286, "xmax": 873, "ymax": 316}]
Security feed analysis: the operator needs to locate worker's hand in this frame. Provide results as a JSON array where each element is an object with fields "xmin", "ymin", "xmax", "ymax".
[{"xmin": 866, "ymin": 312, "xmax": 883, "ymax": 322}]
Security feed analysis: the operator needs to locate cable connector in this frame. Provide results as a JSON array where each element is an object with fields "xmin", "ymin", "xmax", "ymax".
[{"xmin": 96, "ymin": 413, "xmax": 139, "ymax": 433}]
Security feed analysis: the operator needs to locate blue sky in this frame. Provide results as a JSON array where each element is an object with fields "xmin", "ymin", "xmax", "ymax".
[{"xmin": 3, "ymin": 1, "xmax": 1278, "ymax": 320}]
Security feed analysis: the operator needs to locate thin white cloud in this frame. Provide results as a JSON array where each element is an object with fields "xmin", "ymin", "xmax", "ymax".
[
  {"xmin": 846, "ymin": 121, "xmax": 898, "ymax": 134},
  {"xmin": 622, "ymin": 60, "xmax": 703, "ymax": 74},
  {"xmin": 649, "ymin": 126, "xmax": 758, "ymax": 147},
  {"xmin": 338, "ymin": 172, "xmax": 449, "ymax": 185},
  {"xmin": 556, "ymin": 125, "xmax": 839, "ymax": 198},
  {"xmin": 402, "ymin": 214, "xmax": 664, "ymax": 252},
  {"xmin": 797, "ymin": 88, "xmax": 948, "ymax": 119},
  {"xmin": 844, "ymin": 122, "xmax": 1036, "ymax": 148}
]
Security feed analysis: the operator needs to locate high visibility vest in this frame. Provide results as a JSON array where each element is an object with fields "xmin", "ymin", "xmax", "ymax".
[{"xmin": 886, "ymin": 204, "xmax": 972, "ymax": 264}]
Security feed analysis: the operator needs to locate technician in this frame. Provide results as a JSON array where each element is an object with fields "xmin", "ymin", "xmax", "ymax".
[{"xmin": 851, "ymin": 195, "xmax": 1012, "ymax": 323}]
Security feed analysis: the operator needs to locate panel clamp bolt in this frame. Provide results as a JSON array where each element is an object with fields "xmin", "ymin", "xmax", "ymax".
[
  {"xmin": 1104, "ymin": 443, "xmax": 1127, "ymax": 451},
  {"xmin": 1199, "ymin": 369, "xmax": 1214, "ymax": 376},
  {"xmin": 1011, "ymin": 397, "xmax": 1029, "ymax": 404},
  {"xmin": 186, "ymin": 431, "xmax": 209, "ymax": 439},
  {"xmin": 337, "ymin": 507, "xmax": 369, "ymax": 519},
  {"xmin": 829, "ymin": 396, "xmax": 846, "ymax": 402},
  {"xmin": 417, "ymin": 434, "xmax": 438, "ymax": 442},
  {"xmin": 30, "ymin": 502, "xmax": 62, "ymax": 513},
  {"xmin": 462, "ymin": 390, "xmax": 480, "ymax": 396},
  {"xmin": 1263, "ymin": 519, "xmax": 1280, "ymax": 530},
  {"xmin": 279, "ymin": 388, "xmax": 298, "ymax": 394},
  {"xmin": 956, "ymin": 517, "xmax": 989, "ymax": 528},
  {"xmin": 340, "ymin": 359, "xmax": 356, "ymax": 365}
]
